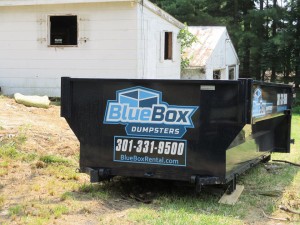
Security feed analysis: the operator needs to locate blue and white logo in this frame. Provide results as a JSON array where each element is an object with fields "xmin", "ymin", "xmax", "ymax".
[
  {"xmin": 104, "ymin": 86, "xmax": 198, "ymax": 138},
  {"xmin": 252, "ymin": 88, "xmax": 273, "ymax": 118}
]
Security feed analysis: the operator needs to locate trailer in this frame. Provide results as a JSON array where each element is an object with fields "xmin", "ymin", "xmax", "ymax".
[{"xmin": 61, "ymin": 78, "xmax": 293, "ymax": 193}]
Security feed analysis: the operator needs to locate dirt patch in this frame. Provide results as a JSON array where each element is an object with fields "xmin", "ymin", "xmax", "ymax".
[
  {"xmin": 0, "ymin": 97, "xmax": 78, "ymax": 157},
  {"xmin": 1, "ymin": 96, "xmax": 299, "ymax": 225},
  {"xmin": 0, "ymin": 97, "xmax": 138, "ymax": 225}
]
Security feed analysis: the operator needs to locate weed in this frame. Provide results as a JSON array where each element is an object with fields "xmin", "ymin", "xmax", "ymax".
[
  {"xmin": 0, "ymin": 168, "xmax": 8, "ymax": 176},
  {"xmin": 0, "ymin": 126, "xmax": 31, "ymax": 162},
  {"xmin": 39, "ymin": 155, "xmax": 70, "ymax": 165},
  {"xmin": 60, "ymin": 192, "xmax": 75, "ymax": 201},
  {"xmin": 0, "ymin": 143, "xmax": 20, "ymax": 159},
  {"xmin": 21, "ymin": 216, "xmax": 49, "ymax": 225},
  {"xmin": 79, "ymin": 183, "xmax": 106, "ymax": 193},
  {"xmin": 0, "ymin": 160, "xmax": 9, "ymax": 176},
  {"xmin": 16, "ymin": 133, "xmax": 27, "ymax": 145},
  {"xmin": 35, "ymin": 161, "xmax": 46, "ymax": 169},
  {"xmin": 0, "ymin": 141, "xmax": 36, "ymax": 162},
  {"xmin": 80, "ymin": 206, "xmax": 92, "ymax": 214},
  {"xmin": 14, "ymin": 124, "xmax": 30, "ymax": 145},
  {"xmin": 46, "ymin": 164, "xmax": 79, "ymax": 180},
  {"xmin": 52, "ymin": 205, "xmax": 69, "ymax": 218},
  {"xmin": 22, "ymin": 152, "xmax": 38, "ymax": 162},
  {"xmin": 0, "ymin": 196, "xmax": 4, "ymax": 209},
  {"xmin": 0, "ymin": 160, "xmax": 9, "ymax": 167},
  {"xmin": 78, "ymin": 183, "xmax": 109, "ymax": 200},
  {"xmin": 31, "ymin": 184, "xmax": 41, "ymax": 192},
  {"xmin": 49, "ymin": 97, "xmax": 61, "ymax": 106},
  {"xmin": 9, "ymin": 204, "xmax": 24, "ymax": 216}
]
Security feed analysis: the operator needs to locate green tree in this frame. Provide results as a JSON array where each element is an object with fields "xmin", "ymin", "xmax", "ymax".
[
  {"xmin": 177, "ymin": 24, "xmax": 198, "ymax": 69},
  {"xmin": 150, "ymin": 0, "xmax": 299, "ymax": 85}
]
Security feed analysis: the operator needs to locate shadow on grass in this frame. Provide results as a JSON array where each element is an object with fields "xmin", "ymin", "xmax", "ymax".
[
  {"xmin": 71, "ymin": 175, "xmax": 227, "ymax": 201},
  {"xmin": 60, "ymin": 161, "xmax": 300, "ymax": 223},
  {"xmin": 61, "ymin": 115, "xmax": 300, "ymax": 223}
]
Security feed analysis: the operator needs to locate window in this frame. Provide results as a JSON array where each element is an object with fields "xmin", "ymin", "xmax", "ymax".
[
  {"xmin": 213, "ymin": 70, "xmax": 221, "ymax": 80},
  {"xmin": 49, "ymin": 15, "xmax": 77, "ymax": 46},
  {"xmin": 164, "ymin": 32, "xmax": 173, "ymax": 60}
]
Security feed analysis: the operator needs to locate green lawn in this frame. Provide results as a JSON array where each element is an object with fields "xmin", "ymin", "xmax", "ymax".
[
  {"xmin": 0, "ymin": 95, "xmax": 299, "ymax": 225},
  {"xmin": 96, "ymin": 114, "xmax": 300, "ymax": 224}
]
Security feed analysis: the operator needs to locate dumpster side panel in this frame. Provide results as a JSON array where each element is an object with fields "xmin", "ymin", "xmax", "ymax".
[
  {"xmin": 62, "ymin": 78, "xmax": 246, "ymax": 182},
  {"xmin": 226, "ymin": 80, "xmax": 293, "ymax": 178},
  {"xmin": 251, "ymin": 81, "xmax": 292, "ymax": 153}
]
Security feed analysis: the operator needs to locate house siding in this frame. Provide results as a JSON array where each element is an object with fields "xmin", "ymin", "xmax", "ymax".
[
  {"xmin": 0, "ymin": 2, "xmax": 138, "ymax": 96},
  {"xmin": 209, "ymin": 31, "xmax": 239, "ymax": 80},
  {"xmin": 137, "ymin": 4, "xmax": 181, "ymax": 80}
]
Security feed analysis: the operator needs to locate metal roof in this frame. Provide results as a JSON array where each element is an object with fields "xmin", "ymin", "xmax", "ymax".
[{"xmin": 185, "ymin": 26, "xmax": 227, "ymax": 67}]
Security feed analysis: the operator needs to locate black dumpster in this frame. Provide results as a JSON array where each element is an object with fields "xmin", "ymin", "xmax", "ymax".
[{"xmin": 61, "ymin": 78, "xmax": 293, "ymax": 192}]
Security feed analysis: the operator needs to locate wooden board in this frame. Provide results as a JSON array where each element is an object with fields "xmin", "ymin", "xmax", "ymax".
[{"xmin": 218, "ymin": 185, "xmax": 244, "ymax": 205}]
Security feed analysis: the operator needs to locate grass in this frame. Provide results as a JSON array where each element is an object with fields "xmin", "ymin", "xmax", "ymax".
[
  {"xmin": 97, "ymin": 114, "xmax": 300, "ymax": 224},
  {"xmin": 45, "ymin": 164, "xmax": 79, "ymax": 180},
  {"xmin": 0, "ymin": 124, "xmax": 35, "ymax": 162},
  {"xmin": 39, "ymin": 154, "xmax": 71, "ymax": 165},
  {"xmin": 49, "ymin": 97, "xmax": 61, "ymax": 106},
  {"xmin": 52, "ymin": 205, "xmax": 69, "ymax": 218},
  {"xmin": 0, "ymin": 94, "xmax": 299, "ymax": 225},
  {"xmin": 60, "ymin": 192, "xmax": 75, "ymax": 201},
  {"xmin": 0, "ymin": 140, "xmax": 38, "ymax": 163},
  {"xmin": 127, "ymin": 207, "xmax": 244, "ymax": 225},
  {"xmin": 0, "ymin": 196, "xmax": 5, "ymax": 210},
  {"xmin": 16, "ymin": 202, "xmax": 69, "ymax": 225},
  {"xmin": 9, "ymin": 204, "xmax": 24, "ymax": 216},
  {"xmin": 77, "ymin": 183, "xmax": 111, "ymax": 200}
]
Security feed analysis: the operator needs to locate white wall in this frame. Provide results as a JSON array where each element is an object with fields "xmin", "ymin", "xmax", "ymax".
[
  {"xmin": 137, "ymin": 3, "xmax": 181, "ymax": 80},
  {"xmin": 0, "ymin": 2, "xmax": 138, "ymax": 96},
  {"xmin": 207, "ymin": 31, "xmax": 239, "ymax": 80}
]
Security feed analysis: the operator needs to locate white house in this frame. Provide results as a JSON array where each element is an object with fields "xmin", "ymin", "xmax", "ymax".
[
  {"xmin": 0, "ymin": 0, "xmax": 184, "ymax": 97},
  {"xmin": 181, "ymin": 26, "xmax": 240, "ymax": 80}
]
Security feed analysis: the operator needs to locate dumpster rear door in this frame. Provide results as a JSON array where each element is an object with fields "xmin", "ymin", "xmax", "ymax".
[{"xmin": 250, "ymin": 80, "xmax": 293, "ymax": 153}]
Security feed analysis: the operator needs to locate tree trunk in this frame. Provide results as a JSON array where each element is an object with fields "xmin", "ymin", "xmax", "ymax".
[
  {"xmin": 241, "ymin": 1, "xmax": 253, "ymax": 78},
  {"xmin": 295, "ymin": 0, "xmax": 300, "ymax": 88},
  {"xmin": 254, "ymin": 0, "xmax": 265, "ymax": 80},
  {"xmin": 234, "ymin": 0, "xmax": 238, "ymax": 25},
  {"xmin": 271, "ymin": 0, "xmax": 277, "ymax": 82}
]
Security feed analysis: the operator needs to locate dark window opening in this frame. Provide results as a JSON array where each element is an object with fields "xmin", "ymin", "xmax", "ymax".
[
  {"xmin": 164, "ymin": 32, "xmax": 173, "ymax": 60},
  {"xmin": 50, "ymin": 15, "xmax": 77, "ymax": 46},
  {"xmin": 213, "ymin": 70, "xmax": 221, "ymax": 79},
  {"xmin": 229, "ymin": 67, "xmax": 235, "ymax": 80}
]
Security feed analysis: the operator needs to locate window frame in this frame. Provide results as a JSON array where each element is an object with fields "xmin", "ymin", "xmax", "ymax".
[
  {"xmin": 48, "ymin": 14, "xmax": 79, "ymax": 47},
  {"xmin": 164, "ymin": 31, "xmax": 173, "ymax": 60},
  {"xmin": 213, "ymin": 70, "xmax": 221, "ymax": 80},
  {"xmin": 229, "ymin": 67, "xmax": 235, "ymax": 80},
  {"xmin": 161, "ymin": 31, "xmax": 174, "ymax": 61}
]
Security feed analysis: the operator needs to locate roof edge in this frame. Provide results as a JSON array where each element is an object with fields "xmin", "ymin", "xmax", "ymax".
[
  {"xmin": 226, "ymin": 36, "xmax": 240, "ymax": 65},
  {"xmin": 0, "ymin": 0, "xmax": 185, "ymax": 29},
  {"xmin": 137, "ymin": 0, "xmax": 184, "ymax": 29},
  {"xmin": 0, "ymin": 0, "xmax": 133, "ymax": 7}
]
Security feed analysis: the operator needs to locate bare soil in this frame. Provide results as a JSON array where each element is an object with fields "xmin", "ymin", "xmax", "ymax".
[
  {"xmin": 0, "ymin": 96, "xmax": 299, "ymax": 225},
  {"xmin": 0, "ymin": 97, "xmax": 139, "ymax": 225}
]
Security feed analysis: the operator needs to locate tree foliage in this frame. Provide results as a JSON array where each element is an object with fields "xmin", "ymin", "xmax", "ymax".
[
  {"xmin": 177, "ymin": 23, "xmax": 198, "ymax": 69},
  {"xmin": 150, "ymin": 0, "xmax": 300, "ymax": 86}
]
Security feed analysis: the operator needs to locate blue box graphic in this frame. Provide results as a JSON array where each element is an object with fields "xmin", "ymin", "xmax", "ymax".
[{"xmin": 119, "ymin": 88, "xmax": 159, "ymax": 108}]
